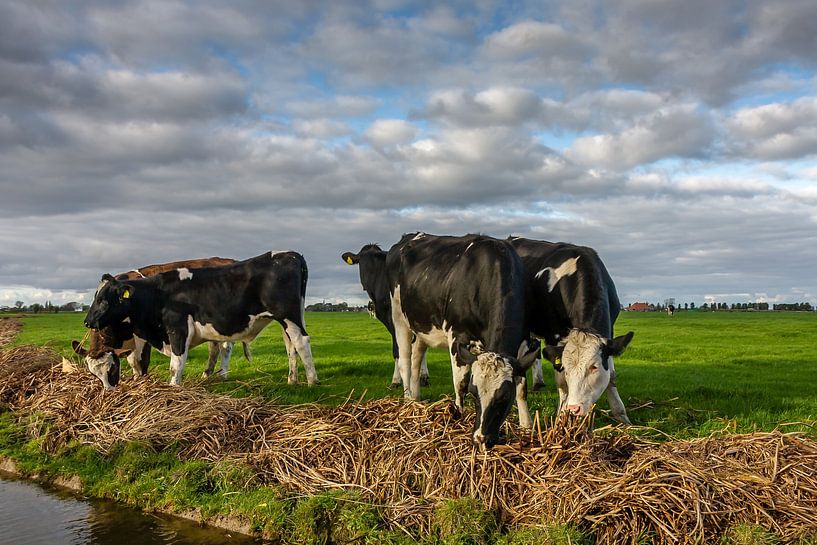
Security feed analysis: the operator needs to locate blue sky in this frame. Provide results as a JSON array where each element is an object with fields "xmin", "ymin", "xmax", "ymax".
[{"xmin": 1, "ymin": 0, "xmax": 816, "ymax": 308}]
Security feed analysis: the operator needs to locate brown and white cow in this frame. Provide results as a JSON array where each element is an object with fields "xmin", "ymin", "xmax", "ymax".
[{"xmin": 73, "ymin": 257, "xmax": 250, "ymax": 387}]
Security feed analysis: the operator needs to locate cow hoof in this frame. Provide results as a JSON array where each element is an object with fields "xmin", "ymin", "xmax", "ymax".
[
  {"xmin": 288, "ymin": 378, "xmax": 298, "ymax": 385},
  {"xmin": 308, "ymin": 379, "xmax": 321, "ymax": 386},
  {"xmin": 388, "ymin": 382, "xmax": 401, "ymax": 390},
  {"xmin": 201, "ymin": 372, "xmax": 212, "ymax": 379},
  {"xmin": 532, "ymin": 382, "xmax": 546, "ymax": 392},
  {"xmin": 447, "ymin": 402, "xmax": 462, "ymax": 419},
  {"xmin": 420, "ymin": 376, "xmax": 430, "ymax": 387}
]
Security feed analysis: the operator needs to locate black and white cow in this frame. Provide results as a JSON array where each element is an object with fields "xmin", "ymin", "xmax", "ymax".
[
  {"xmin": 341, "ymin": 244, "xmax": 430, "ymax": 388},
  {"xmin": 385, "ymin": 233, "xmax": 540, "ymax": 448},
  {"xmin": 84, "ymin": 251, "xmax": 319, "ymax": 386},
  {"xmin": 73, "ymin": 256, "xmax": 252, "ymax": 388},
  {"xmin": 509, "ymin": 237, "xmax": 634, "ymax": 422}
]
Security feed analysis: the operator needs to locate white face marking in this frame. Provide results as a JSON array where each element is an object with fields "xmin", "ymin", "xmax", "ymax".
[
  {"xmin": 560, "ymin": 330, "xmax": 611, "ymax": 415},
  {"xmin": 412, "ymin": 232, "xmax": 426, "ymax": 240},
  {"xmin": 177, "ymin": 267, "xmax": 193, "ymax": 280},
  {"xmin": 464, "ymin": 242, "xmax": 474, "ymax": 252},
  {"xmin": 86, "ymin": 353, "xmax": 116, "ymax": 388},
  {"xmin": 94, "ymin": 278, "xmax": 109, "ymax": 296},
  {"xmin": 534, "ymin": 256, "xmax": 580, "ymax": 292},
  {"xmin": 471, "ymin": 353, "xmax": 514, "ymax": 441}
]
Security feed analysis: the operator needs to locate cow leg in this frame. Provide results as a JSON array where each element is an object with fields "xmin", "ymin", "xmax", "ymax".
[
  {"xmin": 241, "ymin": 341, "xmax": 252, "ymax": 362},
  {"xmin": 514, "ymin": 376, "xmax": 532, "ymax": 428},
  {"xmin": 531, "ymin": 358, "xmax": 546, "ymax": 391},
  {"xmin": 390, "ymin": 358, "xmax": 402, "ymax": 389},
  {"xmin": 447, "ymin": 345, "xmax": 470, "ymax": 411},
  {"xmin": 389, "ymin": 335, "xmax": 401, "ymax": 389},
  {"xmin": 554, "ymin": 368, "xmax": 568, "ymax": 413},
  {"xmin": 203, "ymin": 342, "xmax": 220, "ymax": 378},
  {"xmin": 419, "ymin": 352, "xmax": 430, "ymax": 387},
  {"xmin": 409, "ymin": 339, "xmax": 427, "ymax": 400},
  {"xmin": 284, "ymin": 319, "xmax": 319, "ymax": 386},
  {"xmin": 392, "ymin": 323, "xmax": 414, "ymax": 399},
  {"xmin": 127, "ymin": 337, "xmax": 150, "ymax": 378},
  {"xmin": 218, "ymin": 341, "xmax": 234, "ymax": 377},
  {"xmin": 282, "ymin": 327, "xmax": 299, "ymax": 385},
  {"xmin": 606, "ymin": 359, "xmax": 631, "ymax": 424}
]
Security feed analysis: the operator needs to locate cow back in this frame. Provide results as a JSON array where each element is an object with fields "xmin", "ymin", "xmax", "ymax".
[
  {"xmin": 387, "ymin": 233, "xmax": 529, "ymax": 356},
  {"xmin": 510, "ymin": 237, "xmax": 619, "ymax": 339}
]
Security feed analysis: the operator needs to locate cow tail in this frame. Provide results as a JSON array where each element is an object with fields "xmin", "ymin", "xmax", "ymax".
[
  {"xmin": 299, "ymin": 253, "xmax": 308, "ymax": 300},
  {"xmin": 299, "ymin": 253, "xmax": 308, "ymax": 326}
]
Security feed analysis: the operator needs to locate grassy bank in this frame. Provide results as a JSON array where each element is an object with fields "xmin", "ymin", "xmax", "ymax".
[{"xmin": 2, "ymin": 312, "xmax": 817, "ymax": 544}]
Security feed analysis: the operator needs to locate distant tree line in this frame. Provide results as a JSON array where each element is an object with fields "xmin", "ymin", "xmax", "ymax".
[
  {"xmin": 0, "ymin": 301, "xmax": 88, "ymax": 313},
  {"xmin": 305, "ymin": 301, "xmax": 367, "ymax": 312},
  {"xmin": 626, "ymin": 301, "xmax": 814, "ymax": 312}
]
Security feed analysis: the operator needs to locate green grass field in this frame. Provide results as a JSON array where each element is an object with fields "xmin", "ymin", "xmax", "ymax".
[{"xmin": 10, "ymin": 310, "xmax": 817, "ymax": 439}]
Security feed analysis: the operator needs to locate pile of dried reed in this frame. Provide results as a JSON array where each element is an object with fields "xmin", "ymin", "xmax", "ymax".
[
  {"xmin": 1, "ymin": 336, "xmax": 816, "ymax": 544},
  {"xmin": 0, "ymin": 317, "xmax": 22, "ymax": 347}
]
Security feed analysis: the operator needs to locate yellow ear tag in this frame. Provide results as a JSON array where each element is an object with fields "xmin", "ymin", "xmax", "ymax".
[
  {"xmin": 555, "ymin": 357, "xmax": 561, "ymax": 366},
  {"xmin": 345, "ymin": 256, "xmax": 354, "ymax": 265},
  {"xmin": 122, "ymin": 290, "xmax": 130, "ymax": 299}
]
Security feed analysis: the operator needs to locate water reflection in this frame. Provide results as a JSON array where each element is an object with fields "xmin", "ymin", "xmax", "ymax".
[{"xmin": 0, "ymin": 472, "xmax": 261, "ymax": 545}]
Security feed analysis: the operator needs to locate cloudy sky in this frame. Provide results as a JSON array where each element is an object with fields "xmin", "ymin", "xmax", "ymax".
[{"xmin": 1, "ymin": 0, "xmax": 816, "ymax": 308}]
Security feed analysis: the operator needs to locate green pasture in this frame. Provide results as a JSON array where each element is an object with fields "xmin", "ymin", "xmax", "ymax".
[{"xmin": 10, "ymin": 310, "xmax": 817, "ymax": 439}]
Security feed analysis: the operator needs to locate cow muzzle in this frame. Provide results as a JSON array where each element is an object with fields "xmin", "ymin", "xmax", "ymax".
[{"xmin": 564, "ymin": 403, "xmax": 587, "ymax": 416}]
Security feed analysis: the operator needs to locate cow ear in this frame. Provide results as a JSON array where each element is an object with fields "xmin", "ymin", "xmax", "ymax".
[
  {"xmin": 516, "ymin": 338, "xmax": 541, "ymax": 370},
  {"xmin": 452, "ymin": 342, "xmax": 477, "ymax": 367},
  {"xmin": 101, "ymin": 273, "xmax": 115, "ymax": 282},
  {"xmin": 607, "ymin": 331, "xmax": 634, "ymax": 356},
  {"xmin": 118, "ymin": 283, "xmax": 134, "ymax": 300},
  {"xmin": 341, "ymin": 252, "xmax": 359, "ymax": 265},
  {"xmin": 542, "ymin": 344, "xmax": 564, "ymax": 365},
  {"xmin": 71, "ymin": 340, "xmax": 88, "ymax": 356}
]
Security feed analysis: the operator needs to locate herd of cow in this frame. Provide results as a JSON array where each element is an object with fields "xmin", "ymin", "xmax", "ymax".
[{"xmin": 78, "ymin": 233, "xmax": 634, "ymax": 449}]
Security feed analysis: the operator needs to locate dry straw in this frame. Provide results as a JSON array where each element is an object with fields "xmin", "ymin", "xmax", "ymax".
[{"xmin": 0, "ymin": 319, "xmax": 815, "ymax": 544}]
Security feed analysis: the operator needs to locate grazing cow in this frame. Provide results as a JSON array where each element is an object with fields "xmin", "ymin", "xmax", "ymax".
[
  {"xmin": 84, "ymin": 251, "xmax": 319, "ymax": 387},
  {"xmin": 509, "ymin": 237, "xmax": 634, "ymax": 423},
  {"xmin": 342, "ymin": 245, "xmax": 430, "ymax": 388},
  {"xmin": 385, "ymin": 233, "xmax": 540, "ymax": 448},
  {"xmin": 73, "ymin": 257, "xmax": 252, "ymax": 387},
  {"xmin": 667, "ymin": 304, "xmax": 675, "ymax": 317}
]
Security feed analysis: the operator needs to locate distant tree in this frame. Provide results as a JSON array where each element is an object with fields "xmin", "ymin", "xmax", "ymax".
[
  {"xmin": 690, "ymin": 302, "xmax": 696, "ymax": 310},
  {"xmin": 14, "ymin": 301, "xmax": 24, "ymax": 309},
  {"xmin": 684, "ymin": 302, "xmax": 689, "ymax": 310},
  {"xmin": 702, "ymin": 303, "xmax": 708, "ymax": 310},
  {"xmin": 30, "ymin": 303, "xmax": 43, "ymax": 313}
]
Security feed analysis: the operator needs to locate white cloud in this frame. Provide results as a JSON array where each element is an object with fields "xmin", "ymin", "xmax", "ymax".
[
  {"xmin": 566, "ymin": 105, "xmax": 715, "ymax": 169},
  {"xmin": 483, "ymin": 20, "xmax": 590, "ymax": 60},
  {"xmin": 364, "ymin": 119, "xmax": 418, "ymax": 148},
  {"xmin": 726, "ymin": 97, "xmax": 817, "ymax": 160}
]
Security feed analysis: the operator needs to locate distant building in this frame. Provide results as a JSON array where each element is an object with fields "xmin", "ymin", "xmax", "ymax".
[{"xmin": 626, "ymin": 302, "xmax": 650, "ymax": 312}]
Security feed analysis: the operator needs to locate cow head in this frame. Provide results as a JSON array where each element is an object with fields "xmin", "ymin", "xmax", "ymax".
[
  {"xmin": 84, "ymin": 274, "xmax": 134, "ymax": 330},
  {"xmin": 543, "ymin": 329, "xmax": 634, "ymax": 417},
  {"xmin": 341, "ymin": 245, "xmax": 387, "ymax": 296},
  {"xmin": 71, "ymin": 339, "xmax": 121, "ymax": 388},
  {"xmin": 456, "ymin": 338, "xmax": 540, "ymax": 450}
]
